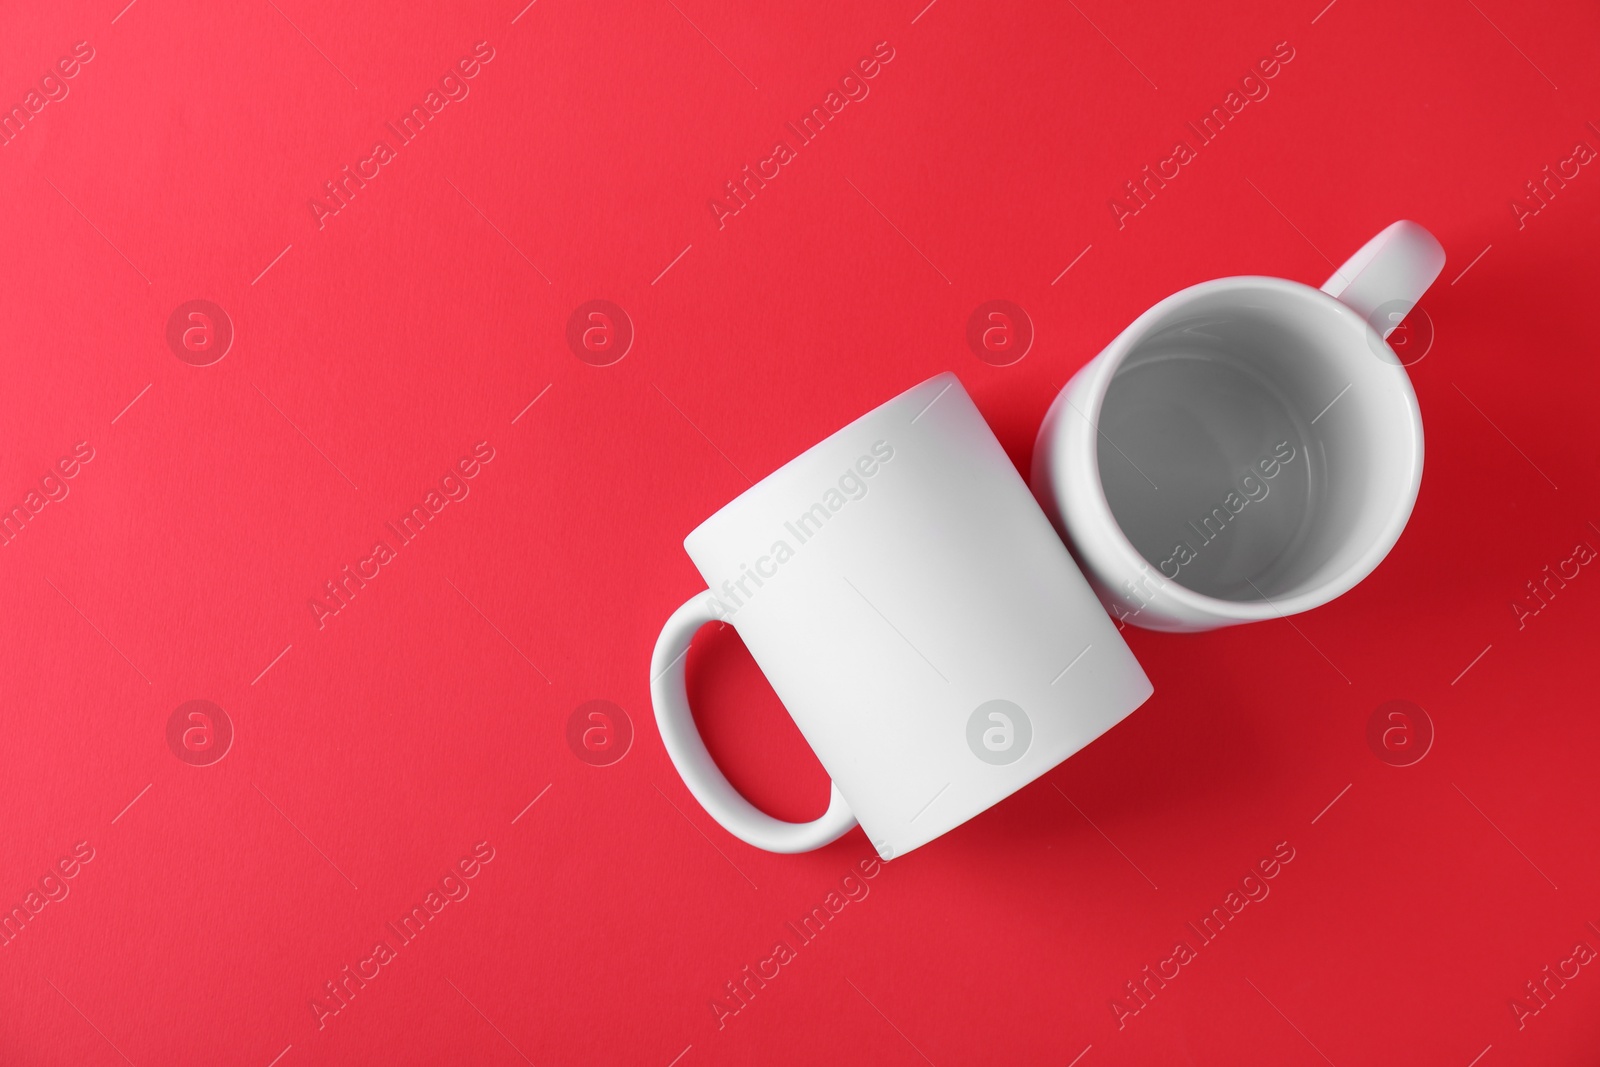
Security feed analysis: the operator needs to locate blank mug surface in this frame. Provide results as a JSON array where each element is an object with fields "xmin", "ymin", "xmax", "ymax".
[{"xmin": 659, "ymin": 373, "xmax": 1153, "ymax": 860}]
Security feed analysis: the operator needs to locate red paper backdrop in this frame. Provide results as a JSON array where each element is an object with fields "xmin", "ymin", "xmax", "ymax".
[{"xmin": 2, "ymin": 0, "xmax": 1598, "ymax": 1064}]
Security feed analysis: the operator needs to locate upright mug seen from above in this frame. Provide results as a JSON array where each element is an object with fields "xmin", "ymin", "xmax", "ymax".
[{"xmin": 1032, "ymin": 221, "xmax": 1446, "ymax": 632}]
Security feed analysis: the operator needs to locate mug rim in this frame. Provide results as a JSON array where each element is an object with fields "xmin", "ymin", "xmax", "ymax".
[
  {"xmin": 685, "ymin": 371, "xmax": 956, "ymax": 554},
  {"xmin": 1061, "ymin": 274, "xmax": 1424, "ymax": 623}
]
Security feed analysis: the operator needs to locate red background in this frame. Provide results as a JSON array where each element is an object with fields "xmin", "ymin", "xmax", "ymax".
[{"xmin": 2, "ymin": 0, "xmax": 1598, "ymax": 1063}]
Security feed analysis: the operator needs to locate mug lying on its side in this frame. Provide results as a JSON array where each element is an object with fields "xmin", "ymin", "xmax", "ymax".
[{"xmin": 651, "ymin": 373, "xmax": 1152, "ymax": 860}]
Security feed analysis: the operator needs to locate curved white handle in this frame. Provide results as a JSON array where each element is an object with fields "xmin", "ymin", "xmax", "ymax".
[
  {"xmin": 1321, "ymin": 220, "xmax": 1446, "ymax": 338},
  {"xmin": 649, "ymin": 592, "xmax": 857, "ymax": 853}
]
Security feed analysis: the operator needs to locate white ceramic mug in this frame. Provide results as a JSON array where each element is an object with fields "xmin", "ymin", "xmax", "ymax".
[
  {"xmin": 651, "ymin": 373, "xmax": 1152, "ymax": 860},
  {"xmin": 1031, "ymin": 221, "xmax": 1446, "ymax": 632}
]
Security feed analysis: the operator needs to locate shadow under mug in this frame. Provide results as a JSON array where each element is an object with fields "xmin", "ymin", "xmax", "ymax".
[
  {"xmin": 651, "ymin": 374, "xmax": 1152, "ymax": 859},
  {"xmin": 1032, "ymin": 220, "xmax": 1446, "ymax": 632}
]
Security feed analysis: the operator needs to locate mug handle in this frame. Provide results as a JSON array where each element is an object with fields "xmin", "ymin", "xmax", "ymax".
[
  {"xmin": 1320, "ymin": 219, "xmax": 1446, "ymax": 337},
  {"xmin": 649, "ymin": 592, "xmax": 859, "ymax": 853}
]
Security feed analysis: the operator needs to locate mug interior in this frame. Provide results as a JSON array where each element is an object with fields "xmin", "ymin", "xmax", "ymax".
[{"xmin": 1093, "ymin": 279, "xmax": 1419, "ymax": 604}]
